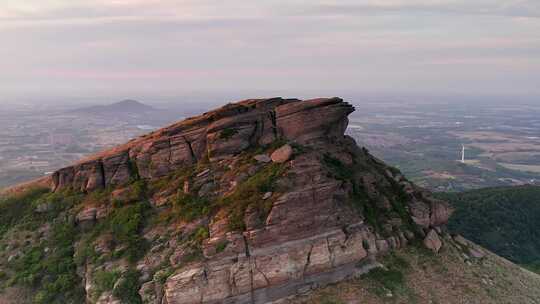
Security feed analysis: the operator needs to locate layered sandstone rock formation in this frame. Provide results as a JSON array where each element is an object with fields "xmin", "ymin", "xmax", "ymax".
[
  {"xmin": 50, "ymin": 97, "xmax": 353, "ymax": 192},
  {"xmin": 160, "ymin": 137, "xmax": 451, "ymax": 304},
  {"xmin": 45, "ymin": 97, "xmax": 451, "ymax": 304}
]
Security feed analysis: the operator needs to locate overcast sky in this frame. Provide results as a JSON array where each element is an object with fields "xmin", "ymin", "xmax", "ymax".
[{"xmin": 1, "ymin": 0, "xmax": 539, "ymax": 102}]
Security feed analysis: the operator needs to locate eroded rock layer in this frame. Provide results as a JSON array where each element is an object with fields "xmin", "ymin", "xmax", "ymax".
[
  {"xmin": 51, "ymin": 97, "xmax": 353, "ymax": 192},
  {"xmin": 160, "ymin": 138, "xmax": 451, "ymax": 304}
]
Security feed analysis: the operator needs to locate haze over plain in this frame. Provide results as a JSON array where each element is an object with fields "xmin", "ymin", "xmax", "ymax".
[{"xmin": 1, "ymin": 0, "xmax": 539, "ymax": 103}]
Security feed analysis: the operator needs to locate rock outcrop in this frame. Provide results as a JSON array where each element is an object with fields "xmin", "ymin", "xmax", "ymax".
[
  {"xmin": 31, "ymin": 97, "xmax": 452, "ymax": 304},
  {"xmin": 50, "ymin": 97, "xmax": 353, "ymax": 192}
]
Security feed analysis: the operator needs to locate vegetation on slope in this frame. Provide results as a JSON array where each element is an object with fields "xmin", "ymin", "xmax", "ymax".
[
  {"xmin": 322, "ymin": 153, "xmax": 417, "ymax": 237},
  {"xmin": 436, "ymin": 185, "xmax": 540, "ymax": 272},
  {"xmin": 220, "ymin": 162, "xmax": 286, "ymax": 231},
  {"xmin": 0, "ymin": 188, "xmax": 86, "ymax": 303},
  {"xmin": 292, "ymin": 238, "xmax": 540, "ymax": 304},
  {"xmin": 0, "ymin": 142, "xmax": 292, "ymax": 303}
]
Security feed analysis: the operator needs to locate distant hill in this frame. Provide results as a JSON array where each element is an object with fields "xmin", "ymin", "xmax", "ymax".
[
  {"xmin": 437, "ymin": 185, "xmax": 540, "ymax": 272},
  {"xmin": 71, "ymin": 99, "xmax": 157, "ymax": 115}
]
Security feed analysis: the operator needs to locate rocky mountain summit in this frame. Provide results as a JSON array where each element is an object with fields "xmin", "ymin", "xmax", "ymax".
[{"xmin": 0, "ymin": 97, "xmax": 455, "ymax": 304}]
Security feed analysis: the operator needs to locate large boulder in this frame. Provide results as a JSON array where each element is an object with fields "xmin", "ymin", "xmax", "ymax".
[{"xmin": 270, "ymin": 144, "xmax": 293, "ymax": 163}]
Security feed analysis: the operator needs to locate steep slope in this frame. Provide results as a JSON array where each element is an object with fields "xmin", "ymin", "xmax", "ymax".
[
  {"xmin": 0, "ymin": 97, "xmax": 493, "ymax": 304},
  {"xmin": 437, "ymin": 186, "xmax": 540, "ymax": 273},
  {"xmin": 291, "ymin": 236, "xmax": 540, "ymax": 304}
]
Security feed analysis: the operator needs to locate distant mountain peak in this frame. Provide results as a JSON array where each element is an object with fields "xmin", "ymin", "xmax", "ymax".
[
  {"xmin": 115, "ymin": 99, "xmax": 148, "ymax": 107},
  {"xmin": 71, "ymin": 99, "xmax": 156, "ymax": 115}
]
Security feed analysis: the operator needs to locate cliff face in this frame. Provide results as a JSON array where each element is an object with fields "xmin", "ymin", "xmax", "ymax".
[
  {"xmin": 0, "ymin": 97, "xmax": 452, "ymax": 304},
  {"xmin": 51, "ymin": 97, "xmax": 353, "ymax": 193},
  {"xmin": 151, "ymin": 99, "xmax": 450, "ymax": 304}
]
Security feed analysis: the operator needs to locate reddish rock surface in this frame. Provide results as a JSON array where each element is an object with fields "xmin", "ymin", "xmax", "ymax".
[
  {"xmin": 270, "ymin": 144, "xmax": 293, "ymax": 163},
  {"xmin": 21, "ymin": 97, "xmax": 452, "ymax": 304},
  {"xmin": 49, "ymin": 97, "xmax": 353, "ymax": 192}
]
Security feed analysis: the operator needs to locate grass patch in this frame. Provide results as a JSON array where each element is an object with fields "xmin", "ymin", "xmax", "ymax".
[
  {"xmin": 74, "ymin": 241, "xmax": 99, "ymax": 265},
  {"xmin": 83, "ymin": 188, "xmax": 112, "ymax": 206},
  {"xmin": 113, "ymin": 269, "xmax": 142, "ymax": 304},
  {"xmin": 365, "ymin": 267, "xmax": 406, "ymax": 297},
  {"xmin": 108, "ymin": 203, "xmax": 150, "ymax": 262},
  {"xmin": 220, "ymin": 163, "xmax": 286, "ymax": 231},
  {"xmin": 173, "ymin": 192, "xmax": 211, "ymax": 222},
  {"xmin": 215, "ymin": 240, "xmax": 229, "ymax": 253},
  {"xmin": 319, "ymin": 294, "xmax": 345, "ymax": 304},
  {"xmin": 111, "ymin": 180, "xmax": 148, "ymax": 208},
  {"xmin": 387, "ymin": 178, "xmax": 417, "ymax": 232},
  {"xmin": 154, "ymin": 268, "xmax": 174, "ymax": 285},
  {"xmin": 322, "ymin": 153, "xmax": 354, "ymax": 181},
  {"xmin": 351, "ymin": 183, "xmax": 382, "ymax": 232},
  {"xmin": 94, "ymin": 269, "xmax": 120, "ymax": 293},
  {"xmin": 83, "ymin": 201, "xmax": 151, "ymax": 264},
  {"xmin": 322, "ymin": 154, "xmax": 392, "ymax": 235},
  {"xmin": 179, "ymin": 226, "xmax": 209, "ymax": 264},
  {"xmin": 147, "ymin": 166, "xmax": 194, "ymax": 196},
  {"xmin": 362, "ymin": 253, "xmax": 416, "ymax": 301}
]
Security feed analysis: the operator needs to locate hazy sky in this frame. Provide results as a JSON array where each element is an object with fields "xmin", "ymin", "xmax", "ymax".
[{"xmin": 1, "ymin": 0, "xmax": 539, "ymax": 101}]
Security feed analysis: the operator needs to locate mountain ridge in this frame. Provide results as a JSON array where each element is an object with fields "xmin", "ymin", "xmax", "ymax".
[
  {"xmin": 70, "ymin": 99, "xmax": 157, "ymax": 116},
  {"xmin": 2, "ymin": 97, "xmax": 536, "ymax": 304}
]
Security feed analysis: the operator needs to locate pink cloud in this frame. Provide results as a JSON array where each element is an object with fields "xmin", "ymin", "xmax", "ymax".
[{"xmin": 31, "ymin": 67, "xmax": 315, "ymax": 80}]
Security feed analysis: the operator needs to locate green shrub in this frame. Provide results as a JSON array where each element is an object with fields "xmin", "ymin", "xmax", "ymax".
[
  {"xmin": 83, "ymin": 188, "xmax": 111, "ymax": 206},
  {"xmin": 173, "ymin": 226, "xmax": 209, "ymax": 264},
  {"xmin": 365, "ymin": 267, "xmax": 405, "ymax": 296},
  {"xmin": 94, "ymin": 269, "xmax": 120, "ymax": 293},
  {"xmin": 363, "ymin": 253, "xmax": 412, "ymax": 299},
  {"xmin": 10, "ymin": 221, "xmax": 85, "ymax": 303},
  {"xmin": 147, "ymin": 166, "xmax": 194, "ymax": 196},
  {"xmin": 113, "ymin": 269, "xmax": 142, "ymax": 304},
  {"xmin": 109, "ymin": 203, "xmax": 150, "ymax": 262},
  {"xmin": 110, "ymin": 204, "xmax": 145, "ymax": 241},
  {"xmin": 322, "ymin": 153, "xmax": 354, "ymax": 181},
  {"xmin": 192, "ymin": 226, "xmax": 209, "ymax": 243},
  {"xmin": 173, "ymin": 193, "xmax": 210, "ymax": 222},
  {"xmin": 74, "ymin": 241, "xmax": 99, "ymax": 266},
  {"xmin": 154, "ymin": 269, "xmax": 174, "ymax": 285},
  {"xmin": 12, "ymin": 246, "xmax": 43, "ymax": 285},
  {"xmin": 131, "ymin": 180, "xmax": 147, "ymax": 200},
  {"xmin": 216, "ymin": 240, "xmax": 229, "ymax": 253},
  {"xmin": 127, "ymin": 158, "xmax": 141, "ymax": 180},
  {"xmin": 350, "ymin": 183, "xmax": 381, "ymax": 232},
  {"xmin": 220, "ymin": 163, "xmax": 286, "ymax": 231},
  {"xmin": 88, "ymin": 202, "xmax": 151, "ymax": 263}
]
